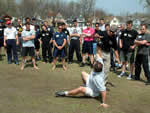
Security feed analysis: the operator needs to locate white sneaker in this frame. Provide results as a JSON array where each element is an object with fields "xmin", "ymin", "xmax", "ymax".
[
  {"xmin": 127, "ymin": 74, "xmax": 132, "ymax": 80},
  {"xmin": 118, "ymin": 72, "xmax": 125, "ymax": 78}
]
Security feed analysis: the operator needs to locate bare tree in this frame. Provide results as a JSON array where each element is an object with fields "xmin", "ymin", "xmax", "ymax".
[{"xmin": 79, "ymin": 0, "xmax": 96, "ymax": 20}]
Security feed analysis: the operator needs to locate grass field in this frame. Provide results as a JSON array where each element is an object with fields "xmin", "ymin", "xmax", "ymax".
[{"xmin": 0, "ymin": 54, "xmax": 150, "ymax": 113}]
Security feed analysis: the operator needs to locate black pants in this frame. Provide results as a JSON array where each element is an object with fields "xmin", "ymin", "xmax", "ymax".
[
  {"xmin": 110, "ymin": 48, "xmax": 115, "ymax": 68},
  {"xmin": 42, "ymin": 44, "xmax": 52, "ymax": 62},
  {"xmin": 69, "ymin": 39, "xmax": 81, "ymax": 62},
  {"xmin": 135, "ymin": 54, "xmax": 150, "ymax": 81},
  {"xmin": 6, "ymin": 39, "xmax": 18, "ymax": 62}
]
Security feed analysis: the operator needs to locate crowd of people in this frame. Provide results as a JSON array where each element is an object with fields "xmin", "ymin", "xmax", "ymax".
[{"xmin": 0, "ymin": 15, "xmax": 150, "ymax": 108}]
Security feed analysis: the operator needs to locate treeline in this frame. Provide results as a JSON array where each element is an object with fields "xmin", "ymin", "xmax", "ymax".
[{"xmin": 0, "ymin": 0, "xmax": 107, "ymax": 20}]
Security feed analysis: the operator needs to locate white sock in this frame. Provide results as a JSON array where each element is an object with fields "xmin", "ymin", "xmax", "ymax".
[
  {"xmin": 65, "ymin": 91, "xmax": 68, "ymax": 96},
  {"xmin": 119, "ymin": 64, "xmax": 122, "ymax": 67}
]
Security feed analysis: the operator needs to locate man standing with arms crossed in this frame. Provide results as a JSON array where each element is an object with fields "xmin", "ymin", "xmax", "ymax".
[
  {"xmin": 68, "ymin": 19, "xmax": 82, "ymax": 64},
  {"xmin": 21, "ymin": 23, "xmax": 38, "ymax": 70},
  {"xmin": 80, "ymin": 22, "xmax": 95, "ymax": 68},
  {"xmin": 134, "ymin": 24, "xmax": 150, "ymax": 85}
]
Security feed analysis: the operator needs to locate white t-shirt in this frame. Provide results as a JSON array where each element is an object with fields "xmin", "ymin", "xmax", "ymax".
[
  {"xmin": 69, "ymin": 27, "xmax": 81, "ymax": 40},
  {"xmin": 4, "ymin": 27, "xmax": 17, "ymax": 40},
  {"xmin": 22, "ymin": 29, "xmax": 35, "ymax": 47},
  {"xmin": 23, "ymin": 25, "xmax": 35, "ymax": 31},
  {"xmin": 99, "ymin": 24, "xmax": 105, "ymax": 31}
]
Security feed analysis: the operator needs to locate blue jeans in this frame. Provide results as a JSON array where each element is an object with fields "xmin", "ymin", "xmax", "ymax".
[{"xmin": 6, "ymin": 39, "xmax": 18, "ymax": 63}]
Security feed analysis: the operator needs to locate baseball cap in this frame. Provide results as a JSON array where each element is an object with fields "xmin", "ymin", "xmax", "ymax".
[
  {"xmin": 110, "ymin": 25, "xmax": 117, "ymax": 33},
  {"xmin": 6, "ymin": 20, "xmax": 11, "ymax": 25}
]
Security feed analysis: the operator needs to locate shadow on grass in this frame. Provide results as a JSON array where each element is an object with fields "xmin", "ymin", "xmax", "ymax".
[
  {"xmin": 25, "ymin": 63, "xmax": 39, "ymax": 68},
  {"xmin": 56, "ymin": 95, "xmax": 105, "ymax": 103}
]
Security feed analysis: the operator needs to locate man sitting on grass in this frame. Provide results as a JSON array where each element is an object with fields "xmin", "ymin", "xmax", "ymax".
[{"xmin": 55, "ymin": 54, "xmax": 109, "ymax": 108}]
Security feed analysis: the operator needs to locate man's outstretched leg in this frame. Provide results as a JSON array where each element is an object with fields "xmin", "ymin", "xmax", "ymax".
[{"xmin": 55, "ymin": 86, "xmax": 86, "ymax": 97}]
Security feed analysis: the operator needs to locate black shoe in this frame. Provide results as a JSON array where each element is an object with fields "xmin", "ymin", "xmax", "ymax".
[
  {"xmin": 80, "ymin": 62, "xmax": 85, "ymax": 67},
  {"xmin": 132, "ymin": 76, "xmax": 140, "ymax": 81},
  {"xmin": 90, "ymin": 64, "xmax": 93, "ymax": 68},
  {"xmin": 49, "ymin": 60, "xmax": 52, "ymax": 63},
  {"xmin": 55, "ymin": 91, "xmax": 66, "ymax": 97},
  {"xmin": 145, "ymin": 81, "xmax": 150, "ymax": 85}
]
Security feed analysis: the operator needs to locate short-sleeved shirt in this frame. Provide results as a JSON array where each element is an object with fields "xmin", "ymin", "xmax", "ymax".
[
  {"xmin": 94, "ymin": 29, "xmax": 103, "ymax": 43},
  {"xmin": 86, "ymin": 57, "xmax": 106, "ymax": 97},
  {"xmin": 83, "ymin": 28, "xmax": 95, "ymax": 42},
  {"xmin": 100, "ymin": 31, "xmax": 117, "ymax": 52},
  {"xmin": 22, "ymin": 29, "xmax": 35, "ymax": 47},
  {"xmin": 136, "ymin": 33, "xmax": 150, "ymax": 55},
  {"xmin": 120, "ymin": 29, "xmax": 138, "ymax": 51},
  {"xmin": 52, "ymin": 32, "xmax": 67, "ymax": 46},
  {"xmin": 47, "ymin": 26, "xmax": 54, "ymax": 38},
  {"xmin": 4, "ymin": 27, "xmax": 18, "ymax": 40},
  {"xmin": 16, "ymin": 25, "xmax": 23, "ymax": 37},
  {"xmin": 40, "ymin": 30, "xmax": 52, "ymax": 45},
  {"xmin": 69, "ymin": 27, "xmax": 81, "ymax": 40},
  {"xmin": 62, "ymin": 28, "xmax": 70, "ymax": 40},
  {"xmin": 99, "ymin": 24, "xmax": 105, "ymax": 31},
  {"xmin": 34, "ymin": 30, "xmax": 40, "ymax": 42}
]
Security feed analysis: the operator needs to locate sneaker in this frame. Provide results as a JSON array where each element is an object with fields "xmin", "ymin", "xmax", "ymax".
[
  {"xmin": 55, "ymin": 91, "xmax": 66, "ymax": 97},
  {"xmin": 118, "ymin": 72, "xmax": 125, "ymax": 78},
  {"xmin": 127, "ymin": 74, "xmax": 132, "ymax": 80},
  {"xmin": 80, "ymin": 62, "xmax": 85, "ymax": 67}
]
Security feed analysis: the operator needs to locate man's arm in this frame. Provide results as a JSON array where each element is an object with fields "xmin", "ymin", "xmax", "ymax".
[
  {"xmin": 134, "ymin": 40, "xmax": 148, "ymax": 46},
  {"xmin": 16, "ymin": 35, "xmax": 19, "ymax": 46},
  {"xmin": 120, "ymin": 39, "xmax": 123, "ymax": 48},
  {"xmin": 3, "ymin": 36, "xmax": 7, "ymax": 47},
  {"xmin": 22, "ymin": 35, "xmax": 34, "ymax": 41},
  {"xmin": 99, "ymin": 91, "xmax": 109, "ymax": 108},
  {"xmin": 61, "ymin": 39, "xmax": 67, "ymax": 49},
  {"xmin": 53, "ymin": 40, "xmax": 59, "ymax": 49},
  {"xmin": 70, "ymin": 34, "xmax": 80, "ymax": 37}
]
